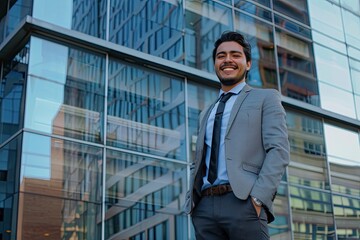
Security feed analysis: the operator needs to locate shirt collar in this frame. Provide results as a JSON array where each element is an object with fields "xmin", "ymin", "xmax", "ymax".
[{"xmin": 218, "ymin": 82, "xmax": 246, "ymax": 97}]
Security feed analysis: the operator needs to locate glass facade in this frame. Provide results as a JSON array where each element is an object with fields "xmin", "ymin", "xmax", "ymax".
[{"xmin": 0, "ymin": 0, "xmax": 359, "ymax": 239}]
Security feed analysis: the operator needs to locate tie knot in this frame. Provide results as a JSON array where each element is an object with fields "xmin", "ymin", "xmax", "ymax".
[{"xmin": 220, "ymin": 93, "xmax": 234, "ymax": 103}]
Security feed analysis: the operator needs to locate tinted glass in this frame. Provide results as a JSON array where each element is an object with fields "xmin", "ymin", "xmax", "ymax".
[
  {"xmin": 0, "ymin": 135, "xmax": 22, "ymax": 240},
  {"xmin": 276, "ymin": 29, "xmax": 318, "ymax": 105},
  {"xmin": 273, "ymin": 0, "xmax": 309, "ymax": 25},
  {"xmin": 235, "ymin": 12, "xmax": 277, "ymax": 89},
  {"xmin": 33, "ymin": 0, "xmax": 107, "ymax": 39},
  {"xmin": 286, "ymin": 111, "xmax": 329, "ymax": 190},
  {"xmin": 0, "ymin": 45, "xmax": 27, "ymax": 144},
  {"xmin": 105, "ymin": 149, "xmax": 187, "ymax": 239},
  {"xmin": 187, "ymin": 81, "xmax": 218, "ymax": 160},
  {"xmin": 184, "ymin": 0, "xmax": 233, "ymax": 72},
  {"xmin": 290, "ymin": 186, "xmax": 335, "ymax": 239},
  {"xmin": 19, "ymin": 132, "xmax": 103, "ymax": 239},
  {"xmin": 107, "ymin": 59, "xmax": 186, "ymax": 160},
  {"xmin": 109, "ymin": 0, "xmax": 183, "ymax": 62},
  {"xmin": 25, "ymin": 37, "xmax": 105, "ymax": 143}
]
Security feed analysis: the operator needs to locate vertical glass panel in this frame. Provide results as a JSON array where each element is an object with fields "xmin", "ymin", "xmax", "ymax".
[
  {"xmin": 276, "ymin": 29, "xmax": 319, "ymax": 106},
  {"xmin": 19, "ymin": 132, "xmax": 102, "ymax": 239},
  {"xmin": 234, "ymin": 0, "xmax": 272, "ymax": 22},
  {"xmin": 25, "ymin": 36, "xmax": 105, "ymax": 143},
  {"xmin": 274, "ymin": 14, "xmax": 312, "ymax": 39},
  {"xmin": 33, "ymin": 0, "xmax": 107, "ymax": 39},
  {"xmin": 105, "ymin": 149, "xmax": 187, "ymax": 239},
  {"xmin": 286, "ymin": 111, "xmax": 329, "ymax": 190},
  {"xmin": 187, "ymin": 81, "xmax": 218, "ymax": 161},
  {"xmin": 308, "ymin": 0, "xmax": 345, "ymax": 41},
  {"xmin": 107, "ymin": 59, "xmax": 186, "ymax": 160},
  {"xmin": 109, "ymin": 0, "xmax": 184, "ymax": 62},
  {"xmin": 0, "ymin": 135, "xmax": 22, "ymax": 240},
  {"xmin": 318, "ymin": 82, "xmax": 356, "ymax": 119},
  {"xmin": 0, "ymin": 44, "xmax": 28, "ymax": 144},
  {"xmin": 333, "ymin": 195, "xmax": 360, "ymax": 239},
  {"xmin": 340, "ymin": 0, "xmax": 360, "ymax": 13},
  {"xmin": 17, "ymin": 193, "xmax": 101, "ymax": 240},
  {"xmin": 312, "ymin": 31, "xmax": 346, "ymax": 54},
  {"xmin": 355, "ymin": 95, "xmax": 360, "ymax": 120},
  {"xmin": 273, "ymin": 0, "xmax": 309, "ymax": 25},
  {"xmin": 314, "ymin": 44, "xmax": 352, "ymax": 91},
  {"xmin": 235, "ymin": 12, "xmax": 277, "ymax": 89},
  {"xmin": 5, "ymin": 0, "xmax": 32, "ymax": 38},
  {"xmin": 184, "ymin": 0, "xmax": 233, "ymax": 72},
  {"xmin": 290, "ymin": 186, "xmax": 335, "ymax": 239},
  {"xmin": 350, "ymin": 57, "xmax": 360, "ymax": 95},
  {"xmin": 269, "ymin": 183, "xmax": 292, "ymax": 240},
  {"xmin": 342, "ymin": 8, "xmax": 360, "ymax": 48},
  {"xmin": 324, "ymin": 124, "xmax": 360, "ymax": 197}
]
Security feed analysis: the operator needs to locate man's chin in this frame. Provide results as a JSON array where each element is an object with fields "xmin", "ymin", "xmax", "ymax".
[{"xmin": 219, "ymin": 78, "xmax": 243, "ymax": 86}]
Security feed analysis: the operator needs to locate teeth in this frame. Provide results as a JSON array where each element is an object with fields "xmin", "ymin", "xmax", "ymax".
[{"xmin": 223, "ymin": 68, "xmax": 234, "ymax": 71}]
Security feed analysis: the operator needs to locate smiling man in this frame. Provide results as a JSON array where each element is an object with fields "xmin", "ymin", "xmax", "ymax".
[{"xmin": 184, "ymin": 31, "xmax": 290, "ymax": 240}]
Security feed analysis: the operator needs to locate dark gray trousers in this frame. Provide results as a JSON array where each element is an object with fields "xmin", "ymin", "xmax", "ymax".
[{"xmin": 191, "ymin": 192, "xmax": 269, "ymax": 240}]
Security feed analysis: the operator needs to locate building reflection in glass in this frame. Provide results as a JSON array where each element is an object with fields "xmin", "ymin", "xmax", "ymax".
[
  {"xmin": 18, "ymin": 132, "xmax": 102, "ymax": 239},
  {"xmin": 286, "ymin": 110, "xmax": 329, "ymax": 190},
  {"xmin": 0, "ymin": 134, "xmax": 21, "ymax": 240},
  {"xmin": 0, "ymin": 45, "xmax": 27, "ymax": 144},
  {"xmin": 184, "ymin": 0, "xmax": 234, "ymax": 71},
  {"xmin": 107, "ymin": 59, "xmax": 186, "ymax": 161},
  {"xmin": 25, "ymin": 37, "xmax": 105, "ymax": 144},
  {"xmin": 269, "ymin": 183, "xmax": 292, "ymax": 240},
  {"xmin": 234, "ymin": 11, "xmax": 277, "ymax": 89},
  {"xmin": 290, "ymin": 186, "xmax": 335, "ymax": 240},
  {"xmin": 109, "ymin": 0, "xmax": 184, "ymax": 63},
  {"xmin": 105, "ymin": 149, "xmax": 187, "ymax": 239}
]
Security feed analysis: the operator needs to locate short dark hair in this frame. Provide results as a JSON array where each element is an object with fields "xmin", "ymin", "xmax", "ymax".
[{"xmin": 212, "ymin": 31, "xmax": 252, "ymax": 63}]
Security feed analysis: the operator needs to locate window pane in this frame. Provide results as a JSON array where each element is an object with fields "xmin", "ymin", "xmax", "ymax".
[
  {"xmin": 314, "ymin": 44, "xmax": 352, "ymax": 91},
  {"xmin": 235, "ymin": 12, "xmax": 277, "ymax": 89},
  {"xmin": 234, "ymin": 1, "xmax": 272, "ymax": 22},
  {"xmin": 19, "ymin": 132, "xmax": 103, "ymax": 239},
  {"xmin": 319, "ymin": 82, "xmax": 356, "ymax": 119},
  {"xmin": 25, "ymin": 37, "xmax": 105, "ymax": 143},
  {"xmin": 324, "ymin": 124, "xmax": 360, "ymax": 197},
  {"xmin": 107, "ymin": 59, "xmax": 186, "ymax": 160},
  {"xmin": 342, "ymin": 8, "xmax": 360, "ymax": 48},
  {"xmin": 333, "ymin": 195, "xmax": 360, "ymax": 239},
  {"xmin": 187, "ymin": 81, "xmax": 218, "ymax": 160},
  {"xmin": 184, "ymin": 0, "xmax": 233, "ymax": 72},
  {"xmin": 0, "ymin": 135, "xmax": 22, "ymax": 240},
  {"xmin": 18, "ymin": 193, "xmax": 101, "ymax": 240},
  {"xmin": 0, "ymin": 45, "xmax": 28, "ymax": 144},
  {"xmin": 269, "ymin": 183, "xmax": 292, "ymax": 240},
  {"xmin": 290, "ymin": 186, "xmax": 335, "ymax": 239},
  {"xmin": 276, "ymin": 29, "xmax": 319, "ymax": 106},
  {"xmin": 308, "ymin": 0, "xmax": 344, "ymax": 41},
  {"xmin": 286, "ymin": 111, "xmax": 329, "ymax": 190},
  {"xmin": 105, "ymin": 149, "xmax": 187, "ymax": 239},
  {"xmin": 273, "ymin": 0, "xmax": 309, "ymax": 25},
  {"xmin": 109, "ymin": 0, "xmax": 183, "ymax": 62},
  {"xmin": 33, "ymin": 0, "xmax": 107, "ymax": 39}
]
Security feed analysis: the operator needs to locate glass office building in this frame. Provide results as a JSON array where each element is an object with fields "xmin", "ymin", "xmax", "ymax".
[{"xmin": 0, "ymin": 0, "xmax": 359, "ymax": 239}]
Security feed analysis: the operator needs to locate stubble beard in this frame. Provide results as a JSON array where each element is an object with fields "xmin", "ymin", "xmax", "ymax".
[{"xmin": 217, "ymin": 70, "xmax": 247, "ymax": 86}]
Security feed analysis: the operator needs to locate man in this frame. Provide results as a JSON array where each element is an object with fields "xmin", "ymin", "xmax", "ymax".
[{"xmin": 184, "ymin": 31, "xmax": 290, "ymax": 240}]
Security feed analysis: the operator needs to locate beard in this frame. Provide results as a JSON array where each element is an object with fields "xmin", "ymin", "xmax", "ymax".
[{"xmin": 217, "ymin": 70, "xmax": 247, "ymax": 86}]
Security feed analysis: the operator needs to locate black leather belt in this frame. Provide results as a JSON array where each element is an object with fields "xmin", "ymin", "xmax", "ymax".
[{"xmin": 201, "ymin": 184, "xmax": 232, "ymax": 196}]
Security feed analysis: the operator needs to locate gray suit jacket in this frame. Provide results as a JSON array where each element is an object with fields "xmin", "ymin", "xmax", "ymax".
[{"xmin": 184, "ymin": 84, "xmax": 290, "ymax": 223}]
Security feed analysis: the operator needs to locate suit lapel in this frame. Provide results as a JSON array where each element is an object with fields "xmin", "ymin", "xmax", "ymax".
[{"xmin": 225, "ymin": 84, "xmax": 252, "ymax": 136}]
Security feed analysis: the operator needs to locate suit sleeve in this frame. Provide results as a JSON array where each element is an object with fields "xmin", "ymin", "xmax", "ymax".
[{"xmin": 250, "ymin": 90, "xmax": 290, "ymax": 212}]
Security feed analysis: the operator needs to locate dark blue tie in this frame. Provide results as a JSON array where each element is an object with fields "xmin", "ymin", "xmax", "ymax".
[{"xmin": 208, "ymin": 93, "xmax": 234, "ymax": 184}]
